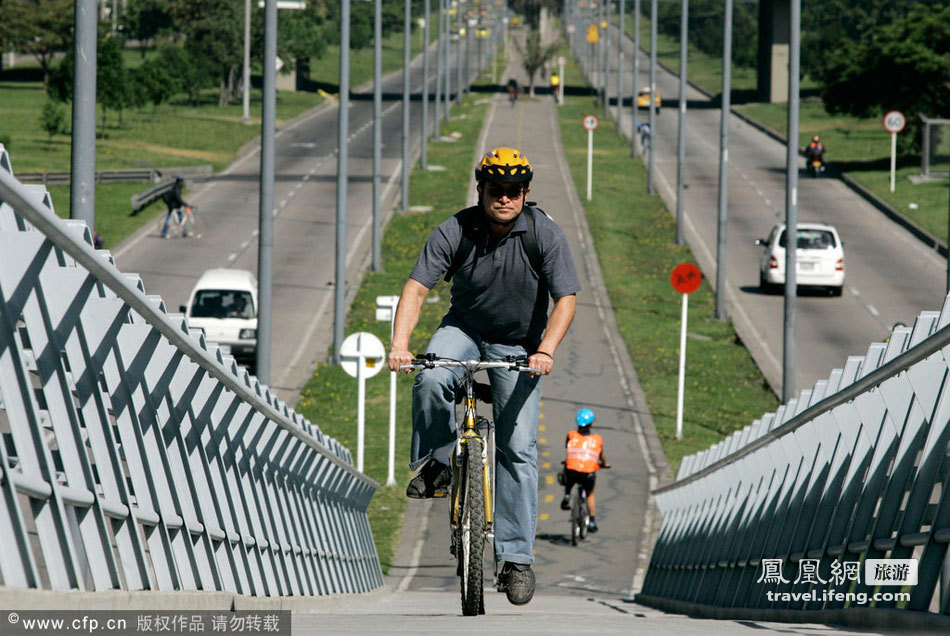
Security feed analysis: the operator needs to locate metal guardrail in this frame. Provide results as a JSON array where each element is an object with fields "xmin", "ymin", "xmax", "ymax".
[
  {"xmin": 0, "ymin": 145, "xmax": 382, "ymax": 596},
  {"xmin": 640, "ymin": 295, "xmax": 950, "ymax": 619},
  {"xmin": 17, "ymin": 165, "xmax": 214, "ymax": 187}
]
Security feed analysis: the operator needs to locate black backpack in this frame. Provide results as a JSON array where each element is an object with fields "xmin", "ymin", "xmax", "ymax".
[{"xmin": 444, "ymin": 203, "xmax": 547, "ymax": 283}]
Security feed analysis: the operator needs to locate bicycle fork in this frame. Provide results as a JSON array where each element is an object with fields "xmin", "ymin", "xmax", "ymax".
[{"xmin": 450, "ymin": 396, "xmax": 494, "ymax": 553}]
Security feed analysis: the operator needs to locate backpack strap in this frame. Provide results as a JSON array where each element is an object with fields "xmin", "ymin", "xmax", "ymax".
[{"xmin": 443, "ymin": 204, "xmax": 547, "ymax": 282}]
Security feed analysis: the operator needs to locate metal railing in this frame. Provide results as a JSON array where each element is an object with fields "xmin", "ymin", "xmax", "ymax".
[
  {"xmin": 0, "ymin": 145, "xmax": 383, "ymax": 597},
  {"xmin": 640, "ymin": 293, "xmax": 950, "ymax": 620}
]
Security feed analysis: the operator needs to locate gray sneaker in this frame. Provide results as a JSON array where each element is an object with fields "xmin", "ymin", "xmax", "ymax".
[
  {"xmin": 405, "ymin": 459, "xmax": 451, "ymax": 499},
  {"xmin": 497, "ymin": 562, "xmax": 535, "ymax": 605}
]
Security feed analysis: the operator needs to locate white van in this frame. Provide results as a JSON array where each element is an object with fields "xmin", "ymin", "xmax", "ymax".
[{"xmin": 180, "ymin": 268, "xmax": 258, "ymax": 367}]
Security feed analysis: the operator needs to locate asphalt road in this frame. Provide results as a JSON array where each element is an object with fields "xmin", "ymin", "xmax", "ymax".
[
  {"xmin": 112, "ymin": 38, "xmax": 486, "ymax": 403},
  {"xmin": 591, "ymin": 25, "xmax": 947, "ymax": 397}
]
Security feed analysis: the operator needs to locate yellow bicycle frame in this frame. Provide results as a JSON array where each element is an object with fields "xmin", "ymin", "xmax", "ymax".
[{"xmin": 451, "ymin": 396, "xmax": 493, "ymax": 527}]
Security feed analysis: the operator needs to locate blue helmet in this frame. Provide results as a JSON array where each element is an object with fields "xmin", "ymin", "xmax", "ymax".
[{"xmin": 576, "ymin": 408, "xmax": 595, "ymax": 428}]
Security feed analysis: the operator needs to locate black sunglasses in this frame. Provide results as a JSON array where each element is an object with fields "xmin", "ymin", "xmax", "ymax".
[{"xmin": 486, "ymin": 184, "xmax": 525, "ymax": 199}]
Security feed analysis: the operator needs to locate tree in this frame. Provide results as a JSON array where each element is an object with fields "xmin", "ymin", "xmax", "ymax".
[
  {"xmin": 0, "ymin": 0, "xmax": 74, "ymax": 86},
  {"xmin": 817, "ymin": 3, "xmax": 950, "ymax": 152},
  {"xmin": 165, "ymin": 0, "xmax": 243, "ymax": 105},
  {"xmin": 134, "ymin": 57, "xmax": 179, "ymax": 113},
  {"xmin": 513, "ymin": 29, "xmax": 560, "ymax": 96},
  {"xmin": 39, "ymin": 100, "xmax": 66, "ymax": 144},
  {"xmin": 121, "ymin": 0, "xmax": 175, "ymax": 57}
]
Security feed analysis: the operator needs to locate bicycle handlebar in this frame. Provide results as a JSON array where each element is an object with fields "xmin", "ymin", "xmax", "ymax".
[{"xmin": 399, "ymin": 354, "xmax": 541, "ymax": 375}]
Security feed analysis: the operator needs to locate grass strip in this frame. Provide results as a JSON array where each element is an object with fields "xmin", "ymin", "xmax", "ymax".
[
  {"xmin": 291, "ymin": 76, "xmax": 498, "ymax": 573},
  {"xmin": 557, "ymin": 45, "xmax": 779, "ymax": 474}
]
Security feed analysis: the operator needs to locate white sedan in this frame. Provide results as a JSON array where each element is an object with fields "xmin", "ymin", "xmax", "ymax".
[{"xmin": 756, "ymin": 222, "xmax": 845, "ymax": 296}]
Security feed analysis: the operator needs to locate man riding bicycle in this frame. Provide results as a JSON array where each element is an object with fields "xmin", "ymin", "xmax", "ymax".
[
  {"xmin": 388, "ymin": 147, "xmax": 580, "ymax": 606},
  {"xmin": 560, "ymin": 408, "xmax": 610, "ymax": 532},
  {"xmin": 160, "ymin": 176, "xmax": 191, "ymax": 239}
]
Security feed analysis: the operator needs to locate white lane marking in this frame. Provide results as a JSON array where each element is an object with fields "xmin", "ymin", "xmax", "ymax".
[
  {"xmin": 867, "ymin": 305, "xmax": 880, "ymax": 317},
  {"xmin": 227, "ymin": 253, "xmax": 238, "ymax": 263},
  {"xmin": 396, "ymin": 500, "xmax": 432, "ymax": 593},
  {"xmin": 239, "ymin": 240, "xmax": 250, "ymax": 249},
  {"xmin": 850, "ymin": 287, "xmax": 860, "ymax": 297}
]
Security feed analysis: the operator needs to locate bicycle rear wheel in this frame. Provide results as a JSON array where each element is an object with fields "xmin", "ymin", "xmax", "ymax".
[
  {"xmin": 579, "ymin": 497, "xmax": 590, "ymax": 541},
  {"xmin": 571, "ymin": 490, "xmax": 581, "ymax": 546},
  {"xmin": 459, "ymin": 438, "xmax": 485, "ymax": 616}
]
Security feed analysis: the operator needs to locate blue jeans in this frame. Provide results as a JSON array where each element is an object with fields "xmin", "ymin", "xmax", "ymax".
[
  {"xmin": 411, "ymin": 316, "xmax": 541, "ymax": 565},
  {"xmin": 161, "ymin": 208, "xmax": 183, "ymax": 237}
]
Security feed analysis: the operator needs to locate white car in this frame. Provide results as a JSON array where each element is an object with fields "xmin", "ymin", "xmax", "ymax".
[
  {"xmin": 180, "ymin": 268, "xmax": 258, "ymax": 366},
  {"xmin": 756, "ymin": 222, "xmax": 845, "ymax": 296}
]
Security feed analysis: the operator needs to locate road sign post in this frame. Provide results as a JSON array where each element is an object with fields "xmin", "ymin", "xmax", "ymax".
[
  {"xmin": 583, "ymin": 114, "xmax": 598, "ymax": 201},
  {"xmin": 340, "ymin": 331, "xmax": 386, "ymax": 473},
  {"xmin": 557, "ymin": 55, "xmax": 566, "ymax": 105},
  {"xmin": 883, "ymin": 110, "xmax": 906, "ymax": 193},
  {"xmin": 670, "ymin": 263, "xmax": 702, "ymax": 440},
  {"xmin": 376, "ymin": 295, "xmax": 401, "ymax": 486}
]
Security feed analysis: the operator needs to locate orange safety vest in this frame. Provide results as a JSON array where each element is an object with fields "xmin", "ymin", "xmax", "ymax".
[{"xmin": 566, "ymin": 430, "xmax": 603, "ymax": 473}]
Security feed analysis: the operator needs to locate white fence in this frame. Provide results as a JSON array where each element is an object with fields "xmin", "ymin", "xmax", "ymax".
[
  {"xmin": 0, "ymin": 145, "xmax": 383, "ymax": 597},
  {"xmin": 640, "ymin": 292, "xmax": 950, "ymax": 623}
]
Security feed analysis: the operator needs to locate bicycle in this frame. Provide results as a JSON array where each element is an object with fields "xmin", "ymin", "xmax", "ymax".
[
  {"xmin": 400, "ymin": 353, "xmax": 539, "ymax": 617},
  {"xmin": 559, "ymin": 461, "xmax": 610, "ymax": 546},
  {"xmin": 158, "ymin": 205, "xmax": 205, "ymax": 239}
]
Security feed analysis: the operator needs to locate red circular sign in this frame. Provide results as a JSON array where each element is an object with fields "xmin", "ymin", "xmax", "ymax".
[
  {"xmin": 582, "ymin": 114, "xmax": 599, "ymax": 131},
  {"xmin": 670, "ymin": 263, "xmax": 702, "ymax": 294}
]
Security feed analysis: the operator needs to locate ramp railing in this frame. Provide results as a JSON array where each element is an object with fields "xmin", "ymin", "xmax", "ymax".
[
  {"xmin": 0, "ymin": 145, "xmax": 383, "ymax": 596},
  {"xmin": 641, "ymin": 293, "xmax": 950, "ymax": 620}
]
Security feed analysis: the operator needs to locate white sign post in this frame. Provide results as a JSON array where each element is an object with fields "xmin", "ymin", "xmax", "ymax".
[
  {"xmin": 375, "ymin": 295, "xmax": 401, "ymax": 486},
  {"xmin": 883, "ymin": 110, "xmax": 906, "ymax": 193},
  {"xmin": 339, "ymin": 331, "xmax": 386, "ymax": 473},
  {"xmin": 669, "ymin": 263, "xmax": 702, "ymax": 440},
  {"xmin": 557, "ymin": 55, "xmax": 566, "ymax": 105},
  {"xmin": 583, "ymin": 114, "xmax": 599, "ymax": 201}
]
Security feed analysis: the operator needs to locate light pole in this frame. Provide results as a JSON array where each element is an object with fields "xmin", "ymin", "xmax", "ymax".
[
  {"xmin": 333, "ymin": 0, "xmax": 351, "ymax": 364},
  {"xmin": 674, "ymin": 0, "xmax": 688, "ymax": 246},
  {"xmin": 783, "ymin": 0, "xmax": 802, "ymax": 402},
  {"xmin": 713, "ymin": 0, "xmax": 733, "ymax": 323},
  {"xmin": 402, "ymin": 0, "xmax": 411, "ymax": 211}
]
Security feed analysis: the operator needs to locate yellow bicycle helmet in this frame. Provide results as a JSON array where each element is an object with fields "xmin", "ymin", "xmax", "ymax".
[{"xmin": 474, "ymin": 147, "xmax": 533, "ymax": 183}]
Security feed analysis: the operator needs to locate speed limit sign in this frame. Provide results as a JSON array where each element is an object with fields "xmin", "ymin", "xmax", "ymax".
[
  {"xmin": 883, "ymin": 110, "xmax": 906, "ymax": 134},
  {"xmin": 582, "ymin": 114, "xmax": 599, "ymax": 131}
]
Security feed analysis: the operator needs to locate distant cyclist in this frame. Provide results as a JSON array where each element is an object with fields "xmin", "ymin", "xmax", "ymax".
[
  {"xmin": 160, "ymin": 176, "xmax": 191, "ymax": 239},
  {"xmin": 561, "ymin": 408, "xmax": 610, "ymax": 533},
  {"xmin": 507, "ymin": 77, "xmax": 519, "ymax": 105},
  {"xmin": 637, "ymin": 121, "xmax": 651, "ymax": 154},
  {"xmin": 388, "ymin": 147, "xmax": 580, "ymax": 606}
]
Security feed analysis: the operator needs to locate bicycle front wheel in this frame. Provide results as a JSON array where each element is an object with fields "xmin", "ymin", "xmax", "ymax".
[
  {"xmin": 183, "ymin": 214, "xmax": 206, "ymax": 239},
  {"xmin": 459, "ymin": 438, "xmax": 485, "ymax": 616}
]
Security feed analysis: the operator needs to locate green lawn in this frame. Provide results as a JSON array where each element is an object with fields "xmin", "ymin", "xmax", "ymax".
[
  {"xmin": 308, "ymin": 9, "xmax": 439, "ymax": 89},
  {"xmin": 558, "ymin": 41, "xmax": 779, "ymax": 473}
]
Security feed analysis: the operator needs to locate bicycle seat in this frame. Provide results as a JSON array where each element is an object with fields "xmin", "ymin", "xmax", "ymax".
[{"xmin": 454, "ymin": 381, "xmax": 493, "ymax": 404}]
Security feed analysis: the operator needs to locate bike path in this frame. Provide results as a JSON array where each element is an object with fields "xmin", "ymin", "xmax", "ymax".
[{"xmin": 387, "ymin": 33, "xmax": 670, "ymax": 605}]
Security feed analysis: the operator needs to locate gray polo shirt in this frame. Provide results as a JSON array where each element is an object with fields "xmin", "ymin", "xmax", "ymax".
[{"xmin": 410, "ymin": 206, "xmax": 581, "ymax": 348}]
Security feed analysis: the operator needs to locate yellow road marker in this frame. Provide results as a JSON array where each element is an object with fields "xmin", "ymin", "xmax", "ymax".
[
  {"xmin": 539, "ymin": 437, "xmax": 547, "ymax": 445},
  {"xmin": 538, "ymin": 424, "xmax": 546, "ymax": 432},
  {"xmin": 544, "ymin": 494, "xmax": 554, "ymax": 503},
  {"xmin": 542, "ymin": 462, "xmax": 551, "ymax": 469},
  {"xmin": 539, "ymin": 513, "xmax": 550, "ymax": 521},
  {"xmin": 545, "ymin": 475, "xmax": 555, "ymax": 485}
]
